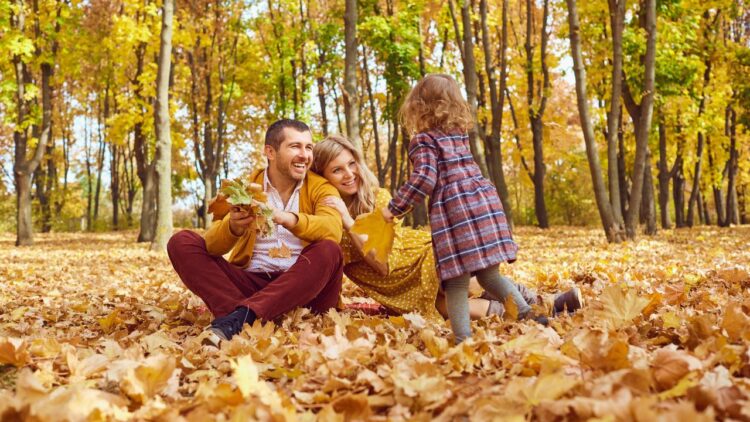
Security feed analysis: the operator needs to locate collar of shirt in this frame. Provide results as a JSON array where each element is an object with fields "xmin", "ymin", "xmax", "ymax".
[{"xmin": 262, "ymin": 167, "xmax": 304, "ymax": 198}]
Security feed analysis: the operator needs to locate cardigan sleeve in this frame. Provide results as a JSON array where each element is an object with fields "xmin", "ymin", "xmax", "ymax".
[{"xmin": 288, "ymin": 179, "xmax": 343, "ymax": 243}]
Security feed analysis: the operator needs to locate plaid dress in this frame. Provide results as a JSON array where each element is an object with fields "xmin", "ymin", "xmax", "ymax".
[{"xmin": 388, "ymin": 129, "xmax": 517, "ymax": 281}]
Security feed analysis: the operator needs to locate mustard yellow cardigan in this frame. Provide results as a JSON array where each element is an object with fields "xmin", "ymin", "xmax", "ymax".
[{"xmin": 204, "ymin": 168, "xmax": 342, "ymax": 269}]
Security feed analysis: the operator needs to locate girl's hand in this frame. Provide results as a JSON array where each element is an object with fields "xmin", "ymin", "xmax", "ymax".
[
  {"xmin": 381, "ymin": 207, "xmax": 394, "ymax": 223},
  {"xmin": 322, "ymin": 196, "xmax": 355, "ymax": 230}
]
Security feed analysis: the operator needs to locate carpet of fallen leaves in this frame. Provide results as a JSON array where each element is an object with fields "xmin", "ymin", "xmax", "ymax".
[{"xmin": 1, "ymin": 226, "xmax": 750, "ymax": 421}]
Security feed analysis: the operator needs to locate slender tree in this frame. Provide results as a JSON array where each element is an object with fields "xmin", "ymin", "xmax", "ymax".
[
  {"xmin": 343, "ymin": 0, "xmax": 361, "ymax": 150},
  {"xmin": 151, "ymin": 0, "xmax": 174, "ymax": 251},
  {"xmin": 565, "ymin": 0, "xmax": 623, "ymax": 242}
]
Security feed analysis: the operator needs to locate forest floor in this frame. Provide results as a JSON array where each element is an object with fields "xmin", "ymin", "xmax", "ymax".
[{"xmin": 1, "ymin": 226, "xmax": 750, "ymax": 421}]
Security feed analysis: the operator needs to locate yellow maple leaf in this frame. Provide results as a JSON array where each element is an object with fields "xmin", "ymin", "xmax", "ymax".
[
  {"xmin": 120, "ymin": 354, "xmax": 177, "ymax": 403},
  {"xmin": 591, "ymin": 285, "xmax": 650, "ymax": 330},
  {"xmin": 350, "ymin": 210, "xmax": 395, "ymax": 267},
  {"xmin": 505, "ymin": 372, "xmax": 580, "ymax": 407}
]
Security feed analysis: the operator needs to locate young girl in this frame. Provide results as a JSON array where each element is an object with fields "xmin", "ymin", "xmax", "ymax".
[
  {"xmin": 312, "ymin": 135, "xmax": 581, "ymax": 324},
  {"xmin": 382, "ymin": 74, "xmax": 548, "ymax": 343}
]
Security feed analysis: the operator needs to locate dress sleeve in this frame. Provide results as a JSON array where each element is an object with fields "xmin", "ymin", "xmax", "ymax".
[{"xmin": 388, "ymin": 133, "xmax": 438, "ymax": 217}]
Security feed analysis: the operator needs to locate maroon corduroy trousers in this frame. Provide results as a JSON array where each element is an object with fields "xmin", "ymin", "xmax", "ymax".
[{"xmin": 167, "ymin": 230, "xmax": 343, "ymax": 320}]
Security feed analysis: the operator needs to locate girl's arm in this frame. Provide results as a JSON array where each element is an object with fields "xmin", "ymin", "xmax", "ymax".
[
  {"xmin": 321, "ymin": 196, "xmax": 389, "ymax": 276},
  {"xmin": 388, "ymin": 134, "xmax": 438, "ymax": 217}
]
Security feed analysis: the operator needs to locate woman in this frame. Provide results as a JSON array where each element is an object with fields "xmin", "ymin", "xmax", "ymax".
[{"xmin": 312, "ymin": 135, "xmax": 581, "ymax": 321}]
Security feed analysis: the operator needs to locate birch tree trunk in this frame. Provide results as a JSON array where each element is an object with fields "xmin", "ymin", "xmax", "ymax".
[
  {"xmin": 343, "ymin": 0, "xmax": 361, "ymax": 151},
  {"xmin": 151, "ymin": 0, "xmax": 174, "ymax": 251}
]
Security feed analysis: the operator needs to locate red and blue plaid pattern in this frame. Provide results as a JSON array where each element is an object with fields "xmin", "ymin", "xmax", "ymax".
[{"xmin": 389, "ymin": 129, "xmax": 517, "ymax": 280}]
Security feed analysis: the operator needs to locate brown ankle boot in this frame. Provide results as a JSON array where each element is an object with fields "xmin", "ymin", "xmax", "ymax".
[{"xmin": 553, "ymin": 287, "xmax": 584, "ymax": 316}]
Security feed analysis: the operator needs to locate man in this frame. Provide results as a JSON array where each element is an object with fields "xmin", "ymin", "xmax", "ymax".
[{"xmin": 167, "ymin": 119, "xmax": 343, "ymax": 341}]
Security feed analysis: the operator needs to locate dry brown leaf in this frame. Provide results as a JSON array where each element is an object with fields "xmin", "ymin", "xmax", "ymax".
[
  {"xmin": 721, "ymin": 301, "xmax": 750, "ymax": 342},
  {"xmin": 1, "ymin": 227, "xmax": 748, "ymax": 420},
  {"xmin": 268, "ymin": 242, "xmax": 292, "ymax": 259},
  {"xmin": 651, "ymin": 347, "xmax": 703, "ymax": 390},
  {"xmin": 0, "ymin": 337, "xmax": 31, "ymax": 367}
]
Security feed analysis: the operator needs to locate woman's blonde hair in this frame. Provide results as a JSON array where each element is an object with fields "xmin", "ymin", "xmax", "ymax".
[
  {"xmin": 399, "ymin": 74, "xmax": 474, "ymax": 134},
  {"xmin": 312, "ymin": 134, "xmax": 379, "ymax": 218}
]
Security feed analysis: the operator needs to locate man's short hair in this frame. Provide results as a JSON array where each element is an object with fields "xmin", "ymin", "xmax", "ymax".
[{"xmin": 265, "ymin": 119, "xmax": 311, "ymax": 150}]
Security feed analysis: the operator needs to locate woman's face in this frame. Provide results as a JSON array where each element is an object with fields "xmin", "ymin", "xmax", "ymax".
[{"xmin": 323, "ymin": 149, "xmax": 360, "ymax": 198}]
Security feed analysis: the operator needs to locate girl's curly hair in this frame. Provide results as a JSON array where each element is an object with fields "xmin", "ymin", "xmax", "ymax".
[{"xmin": 399, "ymin": 74, "xmax": 474, "ymax": 134}]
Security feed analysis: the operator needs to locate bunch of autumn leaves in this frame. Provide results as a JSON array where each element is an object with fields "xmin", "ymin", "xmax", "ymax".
[{"xmin": 209, "ymin": 178, "xmax": 394, "ymax": 263}]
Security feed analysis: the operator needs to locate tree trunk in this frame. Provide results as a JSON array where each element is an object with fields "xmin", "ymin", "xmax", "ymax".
[
  {"xmin": 531, "ymin": 119, "xmax": 549, "ymax": 228},
  {"xmin": 738, "ymin": 186, "xmax": 747, "ymax": 224},
  {"xmin": 606, "ymin": 0, "xmax": 626, "ymax": 226},
  {"xmin": 316, "ymin": 47, "xmax": 329, "ymax": 137},
  {"xmin": 622, "ymin": 0, "xmax": 656, "ymax": 239},
  {"xmin": 687, "ymin": 132, "xmax": 706, "ymax": 227},
  {"xmin": 453, "ymin": 0, "xmax": 488, "ymax": 176},
  {"xmin": 641, "ymin": 149, "xmax": 657, "ymax": 235},
  {"xmin": 93, "ymin": 86, "xmax": 109, "ymax": 223},
  {"xmin": 526, "ymin": 0, "xmax": 551, "ymax": 229},
  {"xmin": 111, "ymin": 143, "xmax": 120, "ymax": 229},
  {"xmin": 617, "ymin": 114, "xmax": 629, "ymax": 218},
  {"xmin": 687, "ymin": 53, "xmax": 714, "ymax": 227},
  {"xmin": 34, "ymin": 137, "xmax": 54, "ymax": 233},
  {"xmin": 343, "ymin": 0, "xmax": 361, "ymax": 150},
  {"xmin": 363, "ymin": 46, "xmax": 384, "ymax": 185},
  {"xmin": 657, "ymin": 114, "xmax": 671, "ymax": 229},
  {"xmin": 699, "ymin": 189, "xmax": 710, "ymax": 225},
  {"xmin": 16, "ymin": 173, "xmax": 34, "ymax": 246},
  {"xmin": 13, "ymin": 0, "xmax": 55, "ymax": 246},
  {"xmin": 723, "ymin": 105, "xmax": 738, "ymax": 226},
  {"xmin": 705, "ymin": 135, "xmax": 725, "ymax": 225},
  {"xmin": 565, "ymin": 0, "xmax": 622, "ymax": 242},
  {"xmin": 151, "ymin": 0, "xmax": 174, "ymax": 251},
  {"xmin": 673, "ymin": 154, "xmax": 686, "ymax": 228},
  {"xmin": 480, "ymin": 0, "xmax": 513, "ymax": 226}
]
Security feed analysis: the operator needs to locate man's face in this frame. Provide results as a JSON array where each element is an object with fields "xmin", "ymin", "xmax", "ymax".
[{"xmin": 265, "ymin": 128, "xmax": 314, "ymax": 183}]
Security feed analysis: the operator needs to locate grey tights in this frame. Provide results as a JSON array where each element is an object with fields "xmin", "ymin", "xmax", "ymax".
[{"xmin": 443, "ymin": 265, "xmax": 532, "ymax": 343}]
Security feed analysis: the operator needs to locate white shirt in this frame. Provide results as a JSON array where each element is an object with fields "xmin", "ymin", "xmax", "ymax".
[{"xmin": 247, "ymin": 169, "xmax": 305, "ymax": 273}]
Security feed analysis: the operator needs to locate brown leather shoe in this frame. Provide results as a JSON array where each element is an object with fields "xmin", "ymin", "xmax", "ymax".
[{"xmin": 553, "ymin": 287, "xmax": 584, "ymax": 316}]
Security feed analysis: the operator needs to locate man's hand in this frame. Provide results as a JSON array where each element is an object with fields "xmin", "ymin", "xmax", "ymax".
[
  {"xmin": 381, "ymin": 206, "xmax": 395, "ymax": 223},
  {"xmin": 322, "ymin": 196, "xmax": 355, "ymax": 230},
  {"xmin": 272, "ymin": 209, "xmax": 299, "ymax": 230},
  {"xmin": 229, "ymin": 206, "xmax": 256, "ymax": 236}
]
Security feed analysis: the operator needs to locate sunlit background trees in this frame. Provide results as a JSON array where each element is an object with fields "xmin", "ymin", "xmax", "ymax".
[{"xmin": 2, "ymin": 0, "xmax": 748, "ymax": 245}]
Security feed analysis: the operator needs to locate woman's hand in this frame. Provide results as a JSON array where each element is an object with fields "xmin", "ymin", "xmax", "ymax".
[{"xmin": 322, "ymin": 196, "xmax": 355, "ymax": 230}]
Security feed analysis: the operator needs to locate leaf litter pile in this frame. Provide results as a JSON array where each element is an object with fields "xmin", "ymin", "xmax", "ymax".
[{"xmin": 1, "ymin": 227, "xmax": 750, "ymax": 421}]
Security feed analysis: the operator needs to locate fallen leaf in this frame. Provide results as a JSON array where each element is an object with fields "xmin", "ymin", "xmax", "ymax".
[
  {"xmin": 120, "ymin": 354, "xmax": 176, "ymax": 403},
  {"xmin": 0, "ymin": 337, "xmax": 31, "ymax": 367},
  {"xmin": 350, "ymin": 209, "xmax": 395, "ymax": 267},
  {"xmin": 591, "ymin": 285, "xmax": 650, "ymax": 330}
]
